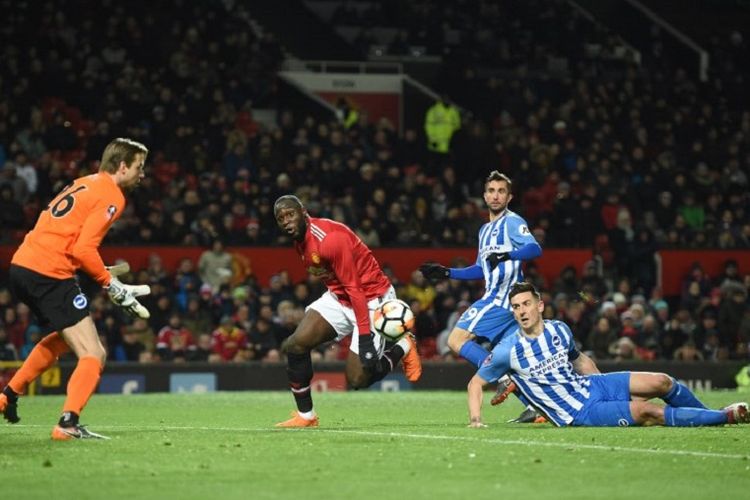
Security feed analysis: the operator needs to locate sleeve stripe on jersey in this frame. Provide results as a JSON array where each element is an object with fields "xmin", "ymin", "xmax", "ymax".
[{"xmin": 310, "ymin": 224, "xmax": 326, "ymax": 241}]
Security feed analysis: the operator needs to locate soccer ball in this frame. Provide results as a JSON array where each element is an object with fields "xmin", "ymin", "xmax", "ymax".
[{"xmin": 372, "ymin": 299, "xmax": 415, "ymax": 341}]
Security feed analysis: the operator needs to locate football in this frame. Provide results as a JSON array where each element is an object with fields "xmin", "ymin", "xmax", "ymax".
[{"xmin": 372, "ymin": 299, "xmax": 415, "ymax": 341}]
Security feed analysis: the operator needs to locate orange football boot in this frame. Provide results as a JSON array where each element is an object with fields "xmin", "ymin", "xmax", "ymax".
[
  {"xmin": 51, "ymin": 424, "xmax": 109, "ymax": 440},
  {"xmin": 490, "ymin": 378, "xmax": 517, "ymax": 406},
  {"xmin": 401, "ymin": 334, "xmax": 422, "ymax": 382},
  {"xmin": 275, "ymin": 411, "xmax": 320, "ymax": 428}
]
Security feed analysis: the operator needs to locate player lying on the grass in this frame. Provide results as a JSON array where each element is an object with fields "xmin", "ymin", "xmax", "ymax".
[
  {"xmin": 419, "ymin": 171, "xmax": 544, "ymax": 423},
  {"xmin": 273, "ymin": 195, "xmax": 421, "ymax": 428},
  {"xmin": 467, "ymin": 281, "xmax": 749, "ymax": 428},
  {"xmin": 0, "ymin": 138, "xmax": 151, "ymax": 440}
]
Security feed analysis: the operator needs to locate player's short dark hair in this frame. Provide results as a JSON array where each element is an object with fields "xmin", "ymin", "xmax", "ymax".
[
  {"xmin": 273, "ymin": 195, "xmax": 304, "ymax": 216},
  {"xmin": 484, "ymin": 170, "xmax": 512, "ymax": 192},
  {"xmin": 509, "ymin": 282, "xmax": 541, "ymax": 301},
  {"xmin": 99, "ymin": 138, "xmax": 148, "ymax": 173}
]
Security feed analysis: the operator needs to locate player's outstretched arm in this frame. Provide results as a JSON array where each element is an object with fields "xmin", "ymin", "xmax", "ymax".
[
  {"xmin": 421, "ymin": 263, "xmax": 484, "ymax": 282},
  {"xmin": 467, "ymin": 374, "xmax": 489, "ymax": 428},
  {"xmin": 105, "ymin": 262, "xmax": 151, "ymax": 319}
]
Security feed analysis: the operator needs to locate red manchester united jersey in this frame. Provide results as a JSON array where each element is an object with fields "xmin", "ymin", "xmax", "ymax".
[{"xmin": 295, "ymin": 217, "xmax": 390, "ymax": 335}]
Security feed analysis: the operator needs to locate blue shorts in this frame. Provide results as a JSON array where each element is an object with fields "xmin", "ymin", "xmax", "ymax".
[
  {"xmin": 572, "ymin": 372, "xmax": 636, "ymax": 427},
  {"xmin": 456, "ymin": 297, "xmax": 516, "ymax": 345}
]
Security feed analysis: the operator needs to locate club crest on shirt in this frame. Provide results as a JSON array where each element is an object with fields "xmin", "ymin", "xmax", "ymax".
[
  {"xmin": 106, "ymin": 205, "xmax": 117, "ymax": 220},
  {"xmin": 551, "ymin": 334, "xmax": 562, "ymax": 348},
  {"xmin": 307, "ymin": 266, "xmax": 332, "ymax": 279},
  {"xmin": 73, "ymin": 293, "xmax": 88, "ymax": 310}
]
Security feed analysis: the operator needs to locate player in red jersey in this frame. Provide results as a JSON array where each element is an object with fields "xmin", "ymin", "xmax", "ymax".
[
  {"xmin": 0, "ymin": 138, "xmax": 151, "ymax": 440},
  {"xmin": 273, "ymin": 195, "xmax": 422, "ymax": 427}
]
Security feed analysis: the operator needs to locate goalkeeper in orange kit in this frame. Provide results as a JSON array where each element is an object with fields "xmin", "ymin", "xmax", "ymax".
[{"xmin": 0, "ymin": 138, "xmax": 151, "ymax": 440}]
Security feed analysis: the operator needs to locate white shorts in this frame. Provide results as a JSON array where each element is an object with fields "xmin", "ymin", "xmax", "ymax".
[{"xmin": 306, "ymin": 285, "xmax": 396, "ymax": 355}]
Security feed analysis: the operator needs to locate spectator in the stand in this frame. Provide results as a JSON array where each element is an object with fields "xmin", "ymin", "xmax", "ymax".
[
  {"xmin": 681, "ymin": 262, "xmax": 713, "ymax": 301},
  {"xmin": 198, "ymin": 239, "xmax": 233, "ymax": 292},
  {"xmin": 355, "ymin": 218, "xmax": 381, "ymax": 248},
  {"xmin": 552, "ymin": 265, "xmax": 580, "ymax": 300},
  {"xmin": 190, "ymin": 333, "xmax": 214, "ymax": 362},
  {"xmin": 210, "ymin": 315, "xmax": 250, "ymax": 362},
  {"xmin": 180, "ymin": 296, "xmax": 213, "ymax": 337},
  {"xmin": 122, "ymin": 318, "xmax": 155, "ymax": 355},
  {"xmin": 549, "ymin": 182, "xmax": 578, "ymax": 246},
  {"xmin": 335, "ymin": 97, "xmax": 359, "ymax": 130},
  {"xmin": 630, "ymin": 227, "xmax": 658, "ymax": 294},
  {"xmin": 424, "ymin": 94, "xmax": 460, "ymax": 174},
  {"xmin": 638, "ymin": 315, "xmax": 662, "ymax": 356},
  {"xmin": 586, "ymin": 317, "xmax": 617, "ymax": 360},
  {"xmin": 113, "ymin": 329, "xmax": 149, "ymax": 362},
  {"xmin": 673, "ymin": 340, "xmax": 704, "ymax": 362},
  {"xmin": 564, "ymin": 301, "xmax": 591, "ymax": 343},
  {"xmin": 718, "ymin": 283, "xmax": 748, "ymax": 355},
  {"xmin": 0, "ymin": 162, "xmax": 29, "ymax": 204},
  {"xmin": 0, "ymin": 185, "xmax": 25, "ymax": 232},
  {"xmin": 247, "ymin": 317, "xmax": 280, "ymax": 361},
  {"xmin": 580, "ymin": 261, "xmax": 607, "ymax": 301},
  {"xmin": 609, "ymin": 336, "xmax": 641, "ymax": 362},
  {"xmin": 403, "ymin": 270, "xmax": 437, "ymax": 312},
  {"xmin": 679, "ymin": 192, "xmax": 705, "ymax": 231},
  {"xmin": 174, "ymin": 258, "xmax": 202, "ymax": 311},
  {"xmin": 661, "ymin": 308, "xmax": 694, "ymax": 359},
  {"xmin": 156, "ymin": 313, "xmax": 196, "ymax": 362},
  {"xmin": 693, "ymin": 308, "xmax": 719, "ymax": 353},
  {"xmin": 19, "ymin": 325, "xmax": 42, "ymax": 360},
  {"xmin": 714, "ymin": 259, "xmax": 742, "ymax": 288},
  {"xmin": 652, "ymin": 299, "xmax": 670, "ymax": 327},
  {"xmin": 609, "ymin": 208, "xmax": 635, "ymax": 282},
  {"xmin": 0, "ymin": 326, "xmax": 19, "ymax": 361}
]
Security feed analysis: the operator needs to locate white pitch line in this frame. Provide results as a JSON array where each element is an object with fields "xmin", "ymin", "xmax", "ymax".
[{"xmin": 8, "ymin": 424, "xmax": 748, "ymax": 461}]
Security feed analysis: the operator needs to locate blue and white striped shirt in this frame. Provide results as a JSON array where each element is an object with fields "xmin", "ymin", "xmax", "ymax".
[
  {"xmin": 477, "ymin": 320, "xmax": 591, "ymax": 426},
  {"xmin": 476, "ymin": 210, "xmax": 537, "ymax": 308}
]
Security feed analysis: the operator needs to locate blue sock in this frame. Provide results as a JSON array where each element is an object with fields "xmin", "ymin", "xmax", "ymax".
[
  {"xmin": 662, "ymin": 379, "xmax": 708, "ymax": 409},
  {"xmin": 664, "ymin": 406, "xmax": 727, "ymax": 427},
  {"xmin": 458, "ymin": 341, "xmax": 490, "ymax": 368}
]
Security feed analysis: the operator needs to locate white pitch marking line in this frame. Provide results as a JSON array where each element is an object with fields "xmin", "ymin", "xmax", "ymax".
[{"xmin": 8, "ymin": 424, "xmax": 748, "ymax": 460}]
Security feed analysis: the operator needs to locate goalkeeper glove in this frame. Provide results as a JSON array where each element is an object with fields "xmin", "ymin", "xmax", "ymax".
[
  {"xmin": 419, "ymin": 262, "xmax": 450, "ymax": 282},
  {"xmin": 358, "ymin": 334, "xmax": 378, "ymax": 369},
  {"xmin": 105, "ymin": 262, "xmax": 151, "ymax": 319},
  {"xmin": 486, "ymin": 252, "xmax": 511, "ymax": 271}
]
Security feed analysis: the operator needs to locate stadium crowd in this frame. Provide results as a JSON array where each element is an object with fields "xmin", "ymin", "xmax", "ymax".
[{"xmin": 0, "ymin": 0, "xmax": 749, "ymax": 365}]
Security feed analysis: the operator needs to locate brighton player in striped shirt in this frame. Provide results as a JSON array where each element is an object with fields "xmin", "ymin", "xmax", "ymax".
[
  {"xmin": 420, "ymin": 171, "xmax": 542, "ymax": 420},
  {"xmin": 273, "ymin": 195, "xmax": 422, "ymax": 428},
  {"xmin": 467, "ymin": 282, "xmax": 749, "ymax": 428}
]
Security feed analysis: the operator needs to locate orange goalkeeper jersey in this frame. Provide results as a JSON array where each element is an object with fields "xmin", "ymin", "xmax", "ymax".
[{"xmin": 12, "ymin": 172, "xmax": 125, "ymax": 286}]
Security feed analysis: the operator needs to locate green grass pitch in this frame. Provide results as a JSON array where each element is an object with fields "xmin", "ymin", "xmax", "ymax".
[{"xmin": 2, "ymin": 390, "xmax": 749, "ymax": 500}]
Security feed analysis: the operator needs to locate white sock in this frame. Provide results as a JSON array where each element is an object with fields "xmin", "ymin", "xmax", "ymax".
[
  {"xmin": 297, "ymin": 410, "xmax": 315, "ymax": 420},
  {"xmin": 396, "ymin": 336, "xmax": 411, "ymax": 354}
]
